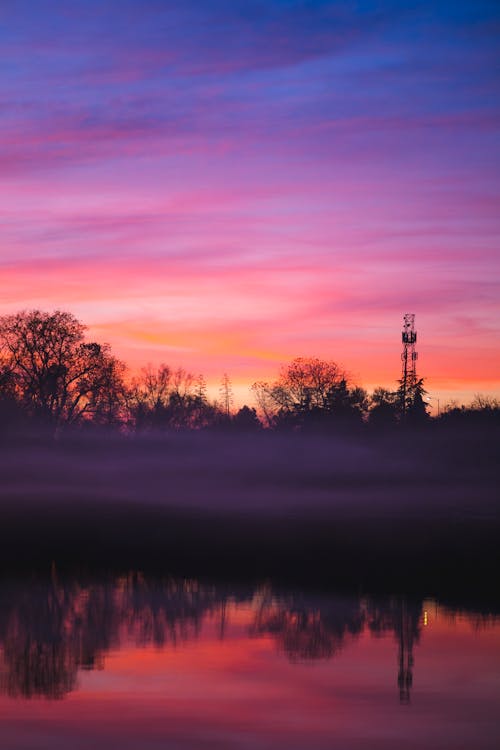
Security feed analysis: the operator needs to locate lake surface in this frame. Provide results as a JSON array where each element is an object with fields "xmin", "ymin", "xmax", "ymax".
[{"xmin": 0, "ymin": 575, "xmax": 498, "ymax": 749}]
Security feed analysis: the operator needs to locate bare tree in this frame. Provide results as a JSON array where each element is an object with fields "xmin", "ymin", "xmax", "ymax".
[
  {"xmin": 470, "ymin": 394, "xmax": 500, "ymax": 411},
  {"xmin": 219, "ymin": 373, "xmax": 234, "ymax": 417},
  {"xmin": 251, "ymin": 380, "xmax": 277, "ymax": 428},
  {"xmin": 252, "ymin": 357, "xmax": 361, "ymax": 429},
  {"xmin": 127, "ymin": 365, "xmax": 220, "ymax": 430},
  {"xmin": 0, "ymin": 310, "xmax": 126, "ymax": 428}
]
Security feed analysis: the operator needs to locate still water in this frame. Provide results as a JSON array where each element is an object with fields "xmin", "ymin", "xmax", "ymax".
[{"xmin": 0, "ymin": 575, "xmax": 498, "ymax": 749}]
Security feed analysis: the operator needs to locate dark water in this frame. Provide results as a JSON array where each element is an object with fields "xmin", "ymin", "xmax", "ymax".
[{"xmin": 0, "ymin": 575, "xmax": 498, "ymax": 749}]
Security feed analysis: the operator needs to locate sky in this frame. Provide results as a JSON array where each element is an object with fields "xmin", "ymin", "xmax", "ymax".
[{"xmin": 1, "ymin": 0, "xmax": 499, "ymax": 406}]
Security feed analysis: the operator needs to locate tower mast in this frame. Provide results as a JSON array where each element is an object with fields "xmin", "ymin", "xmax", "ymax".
[{"xmin": 401, "ymin": 314, "xmax": 418, "ymax": 418}]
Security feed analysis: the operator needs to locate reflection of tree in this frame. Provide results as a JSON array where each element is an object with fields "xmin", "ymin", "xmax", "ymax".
[
  {"xmin": 250, "ymin": 590, "xmax": 364, "ymax": 661},
  {"xmin": 0, "ymin": 578, "xmax": 428, "ymax": 703},
  {"xmin": 0, "ymin": 580, "xmax": 82, "ymax": 698},
  {"xmin": 116, "ymin": 575, "xmax": 219, "ymax": 648},
  {"xmin": 255, "ymin": 607, "xmax": 339, "ymax": 660},
  {"xmin": 251, "ymin": 591, "xmax": 424, "ymax": 703},
  {"xmin": 0, "ymin": 575, "xmax": 225, "ymax": 700}
]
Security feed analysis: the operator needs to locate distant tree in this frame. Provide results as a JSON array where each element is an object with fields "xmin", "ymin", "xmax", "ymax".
[
  {"xmin": 127, "ymin": 364, "xmax": 172, "ymax": 430},
  {"xmin": 194, "ymin": 374, "xmax": 207, "ymax": 403},
  {"xmin": 275, "ymin": 357, "xmax": 346, "ymax": 411},
  {"xmin": 251, "ymin": 357, "xmax": 366, "ymax": 431},
  {"xmin": 404, "ymin": 378, "xmax": 429, "ymax": 424},
  {"xmin": 0, "ymin": 364, "xmax": 26, "ymax": 435},
  {"xmin": 0, "ymin": 310, "xmax": 126, "ymax": 429},
  {"xmin": 438, "ymin": 394, "xmax": 500, "ymax": 428},
  {"xmin": 84, "ymin": 350, "xmax": 126, "ymax": 427},
  {"xmin": 231, "ymin": 405, "xmax": 261, "ymax": 432},
  {"xmin": 128, "ymin": 364, "xmax": 222, "ymax": 431},
  {"xmin": 470, "ymin": 394, "xmax": 500, "ymax": 411},
  {"xmin": 167, "ymin": 367, "xmax": 200, "ymax": 429},
  {"xmin": 192, "ymin": 374, "xmax": 214, "ymax": 426},
  {"xmin": 323, "ymin": 381, "xmax": 369, "ymax": 425},
  {"xmin": 394, "ymin": 376, "xmax": 429, "ymax": 424},
  {"xmin": 219, "ymin": 373, "xmax": 234, "ymax": 418},
  {"xmin": 368, "ymin": 387, "xmax": 399, "ymax": 427},
  {"xmin": 251, "ymin": 380, "xmax": 277, "ymax": 428}
]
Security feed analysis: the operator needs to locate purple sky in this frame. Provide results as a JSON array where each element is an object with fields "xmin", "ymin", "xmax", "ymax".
[{"xmin": 1, "ymin": 1, "xmax": 499, "ymax": 404}]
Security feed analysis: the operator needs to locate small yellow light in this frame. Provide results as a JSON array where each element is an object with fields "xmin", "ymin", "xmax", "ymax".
[{"xmin": 423, "ymin": 611, "xmax": 428, "ymax": 626}]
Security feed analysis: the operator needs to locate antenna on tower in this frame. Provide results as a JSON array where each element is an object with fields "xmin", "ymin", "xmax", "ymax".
[{"xmin": 401, "ymin": 313, "xmax": 418, "ymax": 418}]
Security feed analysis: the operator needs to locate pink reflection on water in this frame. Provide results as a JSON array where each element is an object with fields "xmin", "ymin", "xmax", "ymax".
[{"xmin": 0, "ymin": 587, "xmax": 499, "ymax": 750}]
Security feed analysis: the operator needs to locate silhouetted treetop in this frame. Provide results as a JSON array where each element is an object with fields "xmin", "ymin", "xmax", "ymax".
[
  {"xmin": 0, "ymin": 310, "xmax": 125, "ymax": 428},
  {"xmin": 396, "ymin": 376, "xmax": 429, "ymax": 424},
  {"xmin": 252, "ymin": 357, "xmax": 367, "ymax": 430},
  {"xmin": 127, "ymin": 363, "xmax": 223, "ymax": 431},
  {"xmin": 368, "ymin": 387, "xmax": 399, "ymax": 427}
]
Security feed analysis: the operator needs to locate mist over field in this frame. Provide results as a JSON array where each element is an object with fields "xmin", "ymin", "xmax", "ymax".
[
  {"xmin": 1, "ymin": 427, "xmax": 498, "ymax": 605},
  {"xmin": 1, "ymin": 428, "xmax": 497, "ymax": 516}
]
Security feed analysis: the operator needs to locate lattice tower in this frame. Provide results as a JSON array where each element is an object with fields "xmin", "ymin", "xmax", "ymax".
[{"xmin": 401, "ymin": 313, "xmax": 417, "ymax": 417}]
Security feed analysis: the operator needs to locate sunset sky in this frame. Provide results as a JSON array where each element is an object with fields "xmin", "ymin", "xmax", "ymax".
[{"xmin": 1, "ymin": 0, "xmax": 499, "ymax": 406}]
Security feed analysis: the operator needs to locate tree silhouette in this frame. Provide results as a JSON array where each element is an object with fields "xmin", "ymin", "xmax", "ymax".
[
  {"xmin": 438, "ymin": 394, "xmax": 500, "ymax": 428},
  {"xmin": 128, "ymin": 364, "xmax": 223, "ymax": 431},
  {"xmin": 252, "ymin": 357, "xmax": 365, "ymax": 430},
  {"xmin": 0, "ymin": 575, "xmax": 226, "ymax": 699},
  {"xmin": 127, "ymin": 364, "xmax": 173, "ymax": 430},
  {"xmin": 396, "ymin": 377, "xmax": 429, "ymax": 424},
  {"xmin": 219, "ymin": 373, "xmax": 234, "ymax": 418},
  {"xmin": 232, "ymin": 405, "xmax": 261, "ymax": 431},
  {"xmin": 0, "ymin": 310, "xmax": 125, "ymax": 429},
  {"xmin": 368, "ymin": 387, "xmax": 399, "ymax": 427}
]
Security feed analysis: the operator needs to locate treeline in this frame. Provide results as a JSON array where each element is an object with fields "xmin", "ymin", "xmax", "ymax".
[{"xmin": 0, "ymin": 309, "xmax": 498, "ymax": 435}]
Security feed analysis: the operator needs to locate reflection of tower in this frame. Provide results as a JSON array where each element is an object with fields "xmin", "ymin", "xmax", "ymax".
[
  {"xmin": 367, "ymin": 598, "xmax": 421, "ymax": 704},
  {"xmin": 401, "ymin": 313, "xmax": 418, "ymax": 418},
  {"xmin": 219, "ymin": 599, "xmax": 227, "ymax": 640},
  {"xmin": 396, "ymin": 600, "xmax": 416, "ymax": 704}
]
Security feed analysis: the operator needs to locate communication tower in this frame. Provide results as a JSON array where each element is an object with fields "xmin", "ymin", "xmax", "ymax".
[{"xmin": 401, "ymin": 313, "xmax": 417, "ymax": 417}]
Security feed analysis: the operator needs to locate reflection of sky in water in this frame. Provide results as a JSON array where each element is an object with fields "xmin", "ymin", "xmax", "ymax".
[{"xmin": 0, "ymin": 577, "xmax": 499, "ymax": 749}]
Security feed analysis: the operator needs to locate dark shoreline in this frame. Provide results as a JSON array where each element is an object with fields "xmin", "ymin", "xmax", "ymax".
[{"xmin": 1, "ymin": 500, "xmax": 498, "ymax": 613}]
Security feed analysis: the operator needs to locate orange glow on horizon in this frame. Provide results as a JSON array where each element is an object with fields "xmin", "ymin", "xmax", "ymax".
[{"xmin": 1, "ymin": 249, "xmax": 499, "ymax": 405}]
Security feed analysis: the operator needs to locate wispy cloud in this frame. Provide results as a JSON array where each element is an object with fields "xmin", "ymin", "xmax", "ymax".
[{"xmin": 1, "ymin": 0, "xmax": 499, "ymax": 398}]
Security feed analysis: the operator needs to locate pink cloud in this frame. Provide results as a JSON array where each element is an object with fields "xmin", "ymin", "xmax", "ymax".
[{"xmin": 1, "ymin": 246, "xmax": 499, "ymax": 403}]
